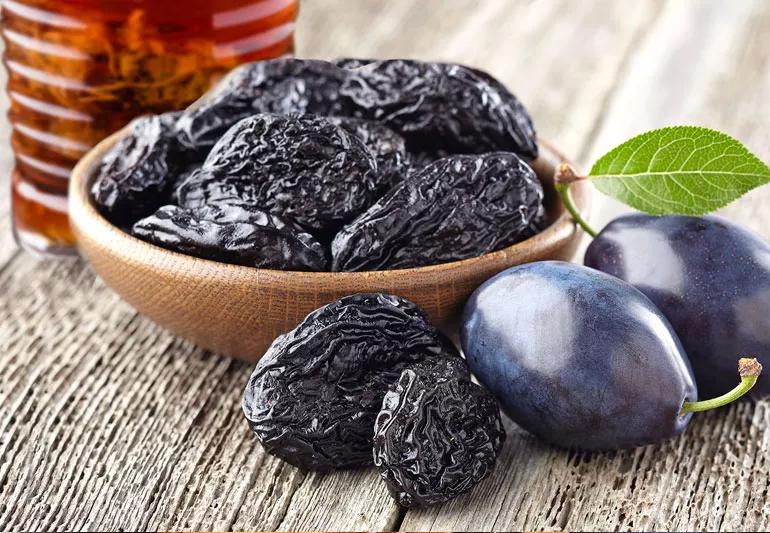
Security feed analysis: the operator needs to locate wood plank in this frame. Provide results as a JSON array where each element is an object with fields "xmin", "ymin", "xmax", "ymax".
[
  {"xmin": 273, "ymin": 0, "xmax": 663, "ymax": 529},
  {"xmin": 3, "ymin": 0, "xmax": 766, "ymax": 531},
  {"xmin": 402, "ymin": 0, "xmax": 770, "ymax": 530},
  {"xmin": 0, "ymin": 0, "xmax": 664, "ymax": 530},
  {"xmin": 584, "ymin": 0, "xmax": 770, "ymax": 238}
]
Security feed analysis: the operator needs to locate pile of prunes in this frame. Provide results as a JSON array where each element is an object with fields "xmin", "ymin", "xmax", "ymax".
[
  {"xmin": 91, "ymin": 58, "xmax": 545, "ymax": 271},
  {"xmin": 242, "ymin": 293, "xmax": 506, "ymax": 508}
]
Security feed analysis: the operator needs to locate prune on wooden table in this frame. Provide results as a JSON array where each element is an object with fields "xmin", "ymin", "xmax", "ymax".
[
  {"xmin": 91, "ymin": 114, "xmax": 178, "ymax": 225},
  {"xmin": 331, "ymin": 152, "xmax": 544, "ymax": 271},
  {"xmin": 176, "ymin": 58, "xmax": 353, "ymax": 151},
  {"xmin": 327, "ymin": 116, "xmax": 408, "ymax": 189},
  {"xmin": 242, "ymin": 293, "xmax": 465, "ymax": 471},
  {"xmin": 373, "ymin": 360, "xmax": 505, "ymax": 508},
  {"xmin": 340, "ymin": 59, "xmax": 538, "ymax": 158},
  {"xmin": 132, "ymin": 203, "xmax": 327, "ymax": 271},
  {"xmin": 180, "ymin": 114, "xmax": 383, "ymax": 233}
]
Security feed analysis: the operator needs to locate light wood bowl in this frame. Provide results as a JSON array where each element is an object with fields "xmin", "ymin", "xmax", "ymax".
[{"xmin": 69, "ymin": 130, "xmax": 590, "ymax": 362}]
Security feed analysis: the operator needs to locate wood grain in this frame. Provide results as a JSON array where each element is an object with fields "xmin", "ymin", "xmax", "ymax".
[
  {"xmin": 404, "ymin": 0, "xmax": 770, "ymax": 529},
  {"xmin": 1, "ymin": 0, "xmax": 769, "ymax": 531}
]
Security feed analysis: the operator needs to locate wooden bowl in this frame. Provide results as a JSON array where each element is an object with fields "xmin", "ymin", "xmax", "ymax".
[{"xmin": 69, "ymin": 131, "xmax": 590, "ymax": 362}]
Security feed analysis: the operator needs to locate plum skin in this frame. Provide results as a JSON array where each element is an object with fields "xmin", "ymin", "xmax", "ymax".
[
  {"xmin": 461, "ymin": 261, "xmax": 697, "ymax": 451},
  {"xmin": 585, "ymin": 213, "xmax": 770, "ymax": 398}
]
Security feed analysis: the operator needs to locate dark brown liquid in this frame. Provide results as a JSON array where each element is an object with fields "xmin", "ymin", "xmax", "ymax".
[{"xmin": 2, "ymin": 0, "xmax": 298, "ymax": 254}]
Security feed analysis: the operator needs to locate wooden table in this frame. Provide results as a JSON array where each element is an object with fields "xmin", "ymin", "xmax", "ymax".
[{"xmin": 2, "ymin": 1, "xmax": 769, "ymax": 530}]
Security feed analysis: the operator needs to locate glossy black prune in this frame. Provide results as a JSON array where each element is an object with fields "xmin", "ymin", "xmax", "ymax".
[
  {"xmin": 327, "ymin": 116, "xmax": 408, "ymax": 189},
  {"xmin": 333, "ymin": 57, "xmax": 375, "ymax": 69},
  {"xmin": 406, "ymin": 150, "xmax": 451, "ymax": 175},
  {"xmin": 340, "ymin": 60, "xmax": 538, "ymax": 158},
  {"xmin": 169, "ymin": 165, "xmax": 203, "ymax": 205},
  {"xmin": 331, "ymin": 152, "xmax": 543, "ymax": 271},
  {"xmin": 373, "ymin": 362, "xmax": 505, "ymax": 508},
  {"xmin": 242, "ymin": 293, "xmax": 462, "ymax": 471},
  {"xmin": 91, "ymin": 114, "xmax": 177, "ymax": 225},
  {"xmin": 178, "ymin": 114, "xmax": 382, "ymax": 233},
  {"xmin": 176, "ymin": 58, "xmax": 352, "ymax": 151},
  {"xmin": 132, "ymin": 203, "xmax": 327, "ymax": 271}
]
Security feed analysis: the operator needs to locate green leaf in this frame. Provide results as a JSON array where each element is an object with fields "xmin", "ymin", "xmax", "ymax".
[{"xmin": 588, "ymin": 126, "xmax": 770, "ymax": 215}]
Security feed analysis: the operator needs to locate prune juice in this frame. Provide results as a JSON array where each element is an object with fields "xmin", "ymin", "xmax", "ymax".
[{"xmin": 2, "ymin": 0, "xmax": 298, "ymax": 255}]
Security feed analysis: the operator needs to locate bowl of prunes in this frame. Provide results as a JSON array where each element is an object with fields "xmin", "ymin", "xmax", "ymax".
[{"xmin": 69, "ymin": 58, "xmax": 590, "ymax": 361}]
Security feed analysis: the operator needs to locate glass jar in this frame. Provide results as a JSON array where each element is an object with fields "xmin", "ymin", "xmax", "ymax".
[{"xmin": 1, "ymin": 0, "xmax": 299, "ymax": 255}]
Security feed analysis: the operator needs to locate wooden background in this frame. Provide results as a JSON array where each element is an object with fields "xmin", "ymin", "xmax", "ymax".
[{"xmin": 1, "ymin": 0, "xmax": 770, "ymax": 531}]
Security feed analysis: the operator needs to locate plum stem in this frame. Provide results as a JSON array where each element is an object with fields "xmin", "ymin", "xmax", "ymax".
[
  {"xmin": 681, "ymin": 358, "xmax": 762, "ymax": 414},
  {"xmin": 554, "ymin": 163, "xmax": 597, "ymax": 238}
]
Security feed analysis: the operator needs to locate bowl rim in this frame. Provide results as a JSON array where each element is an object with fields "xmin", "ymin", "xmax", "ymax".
[{"xmin": 70, "ymin": 129, "xmax": 589, "ymax": 281}]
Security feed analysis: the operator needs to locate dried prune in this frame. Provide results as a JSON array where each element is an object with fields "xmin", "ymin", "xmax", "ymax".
[
  {"xmin": 180, "ymin": 114, "xmax": 382, "ymax": 233},
  {"xmin": 91, "ymin": 114, "xmax": 178, "ymax": 225},
  {"xmin": 406, "ymin": 149, "xmax": 451, "ymax": 176},
  {"xmin": 169, "ymin": 165, "xmax": 203, "ymax": 205},
  {"xmin": 331, "ymin": 152, "xmax": 543, "ymax": 271},
  {"xmin": 327, "ymin": 116, "xmax": 408, "ymax": 188},
  {"xmin": 521, "ymin": 205, "xmax": 549, "ymax": 239},
  {"xmin": 176, "ymin": 58, "xmax": 352, "ymax": 151},
  {"xmin": 132, "ymin": 203, "xmax": 327, "ymax": 271},
  {"xmin": 373, "ymin": 363, "xmax": 505, "ymax": 508},
  {"xmin": 340, "ymin": 60, "xmax": 538, "ymax": 158},
  {"xmin": 242, "ymin": 293, "xmax": 463, "ymax": 471},
  {"xmin": 333, "ymin": 57, "xmax": 375, "ymax": 69}
]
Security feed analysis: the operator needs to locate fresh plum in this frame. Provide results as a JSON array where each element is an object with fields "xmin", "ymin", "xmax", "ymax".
[
  {"xmin": 461, "ymin": 261, "xmax": 697, "ymax": 451},
  {"xmin": 585, "ymin": 214, "xmax": 770, "ymax": 398}
]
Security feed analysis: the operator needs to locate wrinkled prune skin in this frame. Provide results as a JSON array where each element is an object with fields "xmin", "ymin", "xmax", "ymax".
[
  {"xmin": 333, "ymin": 57, "xmax": 375, "ymax": 69},
  {"xmin": 91, "ymin": 115, "xmax": 177, "ymax": 225},
  {"xmin": 242, "ymin": 293, "xmax": 462, "ymax": 471},
  {"xmin": 169, "ymin": 165, "xmax": 203, "ymax": 205},
  {"xmin": 132, "ymin": 203, "xmax": 327, "ymax": 271},
  {"xmin": 176, "ymin": 59, "xmax": 352, "ymax": 151},
  {"xmin": 327, "ymin": 116, "xmax": 408, "ymax": 189},
  {"xmin": 332, "ymin": 152, "xmax": 543, "ymax": 271},
  {"xmin": 340, "ymin": 60, "xmax": 538, "ymax": 158},
  {"xmin": 179, "ymin": 114, "xmax": 382, "ymax": 233},
  {"xmin": 406, "ymin": 150, "xmax": 451, "ymax": 175},
  {"xmin": 373, "ymin": 363, "xmax": 505, "ymax": 508},
  {"xmin": 520, "ymin": 205, "xmax": 549, "ymax": 239}
]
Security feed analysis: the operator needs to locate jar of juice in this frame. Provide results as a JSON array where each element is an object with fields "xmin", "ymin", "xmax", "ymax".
[{"xmin": 1, "ymin": 0, "xmax": 299, "ymax": 255}]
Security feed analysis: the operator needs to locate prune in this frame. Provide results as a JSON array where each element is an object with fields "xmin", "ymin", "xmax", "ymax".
[
  {"xmin": 520, "ymin": 205, "xmax": 549, "ymax": 239},
  {"xmin": 333, "ymin": 57, "xmax": 375, "ymax": 69},
  {"xmin": 169, "ymin": 165, "xmax": 203, "ymax": 205},
  {"xmin": 406, "ymin": 150, "xmax": 451, "ymax": 175},
  {"xmin": 179, "ymin": 114, "xmax": 382, "ymax": 233},
  {"xmin": 327, "ymin": 116, "xmax": 408, "ymax": 188},
  {"xmin": 91, "ymin": 114, "xmax": 177, "ymax": 225},
  {"xmin": 132, "ymin": 203, "xmax": 327, "ymax": 271},
  {"xmin": 373, "ymin": 361, "xmax": 505, "ymax": 508},
  {"xmin": 462, "ymin": 261, "xmax": 697, "ymax": 451},
  {"xmin": 176, "ymin": 58, "xmax": 352, "ymax": 151},
  {"xmin": 331, "ymin": 152, "xmax": 543, "ymax": 271},
  {"xmin": 585, "ymin": 214, "xmax": 770, "ymax": 397},
  {"xmin": 340, "ymin": 60, "xmax": 538, "ymax": 158},
  {"xmin": 242, "ymin": 293, "xmax": 462, "ymax": 471}
]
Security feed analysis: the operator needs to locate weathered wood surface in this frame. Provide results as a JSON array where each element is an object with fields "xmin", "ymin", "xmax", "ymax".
[{"xmin": 1, "ymin": 1, "xmax": 769, "ymax": 531}]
